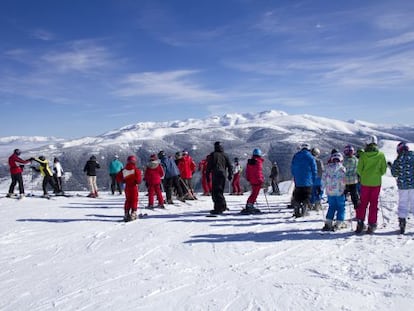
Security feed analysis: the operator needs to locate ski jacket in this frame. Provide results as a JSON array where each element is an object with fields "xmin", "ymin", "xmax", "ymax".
[
  {"xmin": 291, "ymin": 149, "xmax": 317, "ymax": 187},
  {"xmin": 160, "ymin": 156, "xmax": 181, "ymax": 178},
  {"xmin": 206, "ymin": 144, "xmax": 233, "ymax": 179},
  {"xmin": 144, "ymin": 161, "xmax": 165, "ymax": 185},
  {"xmin": 116, "ymin": 163, "xmax": 142, "ymax": 189},
  {"xmin": 322, "ymin": 162, "xmax": 346, "ymax": 196},
  {"xmin": 246, "ymin": 156, "xmax": 264, "ymax": 185},
  {"xmin": 32, "ymin": 157, "xmax": 53, "ymax": 177},
  {"xmin": 343, "ymin": 156, "xmax": 359, "ymax": 185},
  {"xmin": 269, "ymin": 164, "xmax": 279, "ymax": 179},
  {"xmin": 109, "ymin": 159, "xmax": 124, "ymax": 175},
  {"xmin": 233, "ymin": 163, "xmax": 242, "ymax": 175},
  {"xmin": 198, "ymin": 159, "xmax": 208, "ymax": 176},
  {"xmin": 8, "ymin": 153, "xmax": 30, "ymax": 174},
  {"xmin": 391, "ymin": 150, "xmax": 414, "ymax": 190},
  {"xmin": 84, "ymin": 159, "xmax": 101, "ymax": 176},
  {"xmin": 177, "ymin": 155, "xmax": 196, "ymax": 179},
  {"xmin": 357, "ymin": 147, "xmax": 387, "ymax": 186},
  {"xmin": 314, "ymin": 157, "xmax": 324, "ymax": 178},
  {"xmin": 53, "ymin": 162, "xmax": 64, "ymax": 177}
]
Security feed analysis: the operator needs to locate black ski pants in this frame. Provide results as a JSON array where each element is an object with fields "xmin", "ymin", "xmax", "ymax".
[
  {"xmin": 211, "ymin": 171, "xmax": 227, "ymax": 212},
  {"xmin": 9, "ymin": 173, "xmax": 24, "ymax": 194}
]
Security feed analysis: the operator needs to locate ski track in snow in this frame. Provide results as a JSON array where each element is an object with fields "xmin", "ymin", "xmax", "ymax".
[{"xmin": 1, "ymin": 178, "xmax": 414, "ymax": 310}]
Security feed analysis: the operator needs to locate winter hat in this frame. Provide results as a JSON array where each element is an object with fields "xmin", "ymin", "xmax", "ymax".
[
  {"xmin": 234, "ymin": 157, "xmax": 239, "ymax": 162},
  {"xmin": 397, "ymin": 142, "xmax": 409, "ymax": 154},
  {"xmin": 253, "ymin": 148, "xmax": 262, "ymax": 156},
  {"xmin": 175, "ymin": 151, "xmax": 183, "ymax": 159},
  {"xmin": 366, "ymin": 135, "xmax": 378, "ymax": 145},
  {"xmin": 14, "ymin": 149, "xmax": 21, "ymax": 155},
  {"xmin": 54, "ymin": 157, "xmax": 59, "ymax": 162},
  {"xmin": 127, "ymin": 155, "xmax": 137, "ymax": 163},
  {"xmin": 311, "ymin": 147, "xmax": 320, "ymax": 156},
  {"xmin": 90, "ymin": 155, "xmax": 97, "ymax": 160},
  {"xmin": 301, "ymin": 143, "xmax": 311, "ymax": 150},
  {"xmin": 150, "ymin": 154, "xmax": 158, "ymax": 161},
  {"xmin": 214, "ymin": 141, "xmax": 221, "ymax": 147},
  {"xmin": 114, "ymin": 154, "xmax": 119, "ymax": 159},
  {"xmin": 158, "ymin": 150, "xmax": 166, "ymax": 159},
  {"xmin": 182, "ymin": 150, "xmax": 189, "ymax": 156}
]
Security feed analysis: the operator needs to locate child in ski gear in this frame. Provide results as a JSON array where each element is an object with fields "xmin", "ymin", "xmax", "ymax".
[
  {"xmin": 31, "ymin": 156, "xmax": 60, "ymax": 197},
  {"xmin": 83, "ymin": 155, "xmax": 101, "ymax": 198},
  {"xmin": 310, "ymin": 147, "xmax": 324, "ymax": 209},
  {"xmin": 355, "ymin": 135, "xmax": 387, "ymax": 233},
  {"xmin": 53, "ymin": 157, "xmax": 64, "ymax": 194},
  {"xmin": 242, "ymin": 148, "xmax": 264, "ymax": 214},
  {"xmin": 291, "ymin": 143, "xmax": 317, "ymax": 217},
  {"xmin": 109, "ymin": 155, "xmax": 124, "ymax": 195},
  {"xmin": 206, "ymin": 141, "xmax": 233, "ymax": 215},
  {"xmin": 390, "ymin": 142, "xmax": 414, "ymax": 234},
  {"xmin": 343, "ymin": 145, "xmax": 360, "ymax": 209},
  {"xmin": 7, "ymin": 149, "xmax": 31, "ymax": 198},
  {"xmin": 321, "ymin": 152, "xmax": 347, "ymax": 231},
  {"xmin": 231, "ymin": 157, "xmax": 243, "ymax": 195},
  {"xmin": 144, "ymin": 154, "xmax": 165, "ymax": 208},
  {"xmin": 199, "ymin": 155, "xmax": 212, "ymax": 196},
  {"xmin": 269, "ymin": 161, "xmax": 281, "ymax": 195},
  {"xmin": 116, "ymin": 155, "xmax": 142, "ymax": 221},
  {"xmin": 158, "ymin": 150, "xmax": 185, "ymax": 204}
]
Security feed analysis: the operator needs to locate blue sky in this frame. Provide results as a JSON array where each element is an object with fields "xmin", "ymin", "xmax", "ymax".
[{"xmin": 1, "ymin": 0, "xmax": 413, "ymax": 138}]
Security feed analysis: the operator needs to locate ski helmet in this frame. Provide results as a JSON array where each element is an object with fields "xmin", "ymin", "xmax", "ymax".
[
  {"xmin": 366, "ymin": 135, "xmax": 378, "ymax": 145},
  {"xmin": 127, "ymin": 155, "xmax": 137, "ymax": 163},
  {"xmin": 331, "ymin": 152, "xmax": 343, "ymax": 163},
  {"xmin": 14, "ymin": 149, "xmax": 21, "ymax": 155},
  {"xmin": 252, "ymin": 148, "xmax": 262, "ymax": 156},
  {"xmin": 301, "ymin": 143, "xmax": 311, "ymax": 150},
  {"xmin": 343, "ymin": 145, "xmax": 355, "ymax": 156},
  {"xmin": 311, "ymin": 147, "xmax": 320, "ymax": 156},
  {"xmin": 397, "ymin": 142, "xmax": 409, "ymax": 154},
  {"xmin": 234, "ymin": 157, "xmax": 239, "ymax": 162},
  {"xmin": 39, "ymin": 155, "xmax": 46, "ymax": 161}
]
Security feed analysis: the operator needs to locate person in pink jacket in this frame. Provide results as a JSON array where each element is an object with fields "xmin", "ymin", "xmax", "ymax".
[
  {"xmin": 144, "ymin": 154, "xmax": 165, "ymax": 208},
  {"xmin": 242, "ymin": 148, "xmax": 264, "ymax": 215}
]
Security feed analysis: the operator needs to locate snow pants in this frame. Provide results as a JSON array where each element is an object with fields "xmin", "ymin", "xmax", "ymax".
[
  {"xmin": 232, "ymin": 173, "xmax": 241, "ymax": 194},
  {"xmin": 9, "ymin": 173, "xmax": 24, "ymax": 194},
  {"xmin": 310, "ymin": 177, "xmax": 323, "ymax": 204},
  {"xmin": 211, "ymin": 171, "xmax": 227, "ymax": 212},
  {"xmin": 147, "ymin": 183, "xmax": 164, "ymax": 207},
  {"xmin": 247, "ymin": 183, "xmax": 262, "ymax": 205},
  {"xmin": 344, "ymin": 183, "xmax": 360, "ymax": 209},
  {"xmin": 163, "ymin": 176, "xmax": 184, "ymax": 201},
  {"xmin": 87, "ymin": 176, "xmax": 98, "ymax": 194},
  {"xmin": 124, "ymin": 185, "xmax": 138, "ymax": 212},
  {"xmin": 201, "ymin": 173, "xmax": 212, "ymax": 194},
  {"xmin": 356, "ymin": 185, "xmax": 381, "ymax": 225},
  {"xmin": 326, "ymin": 195, "xmax": 346, "ymax": 221},
  {"xmin": 42, "ymin": 175, "xmax": 58, "ymax": 195},
  {"xmin": 398, "ymin": 189, "xmax": 414, "ymax": 218}
]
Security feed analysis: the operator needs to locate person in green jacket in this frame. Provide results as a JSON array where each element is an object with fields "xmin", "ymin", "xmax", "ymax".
[{"xmin": 355, "ymin": 135, "xmax": 387, "ymax": 234}]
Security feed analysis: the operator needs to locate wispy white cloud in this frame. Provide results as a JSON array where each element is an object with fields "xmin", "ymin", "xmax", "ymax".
[
  {"xmin": 115, "ymin": 70, "xmax": 223, "ymax": 101},
  {"xmin": 377, "ymin": 31, "xmax": 414, "ymax": 47},
  {"xmin": 31, "ymin": 29, "xmax": 55, "ymax": 41}
]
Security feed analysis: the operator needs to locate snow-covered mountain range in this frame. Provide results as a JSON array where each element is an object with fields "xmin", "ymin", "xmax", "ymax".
[{"xmin": 0, "ymin": 110, "xmax": 412, "ymax": 191}]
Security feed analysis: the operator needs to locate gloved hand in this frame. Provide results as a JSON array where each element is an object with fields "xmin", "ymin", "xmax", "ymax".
[
  {"xmin": 29, "ymin": 157, "xmax": 35, "ymax": 161},
  {"xmin": 387, "ymin": 161, "xmax": 392, "ymax": 167},
  {"xmin": 227, "ymin": 174, "xmax": 232, "ymax": 181}
]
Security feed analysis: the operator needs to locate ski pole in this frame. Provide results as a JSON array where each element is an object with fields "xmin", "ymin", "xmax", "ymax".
[
  {"xmin": 379, "ymin": 195, "xmax": 386, "ymax": 228},
  {"xmin": 263, "ymin": 188, "xmax": 270, "ymax": 213}
]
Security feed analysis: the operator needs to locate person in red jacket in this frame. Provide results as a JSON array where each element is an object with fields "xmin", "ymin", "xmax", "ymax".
[
  {"xmin": 242, "ymin": 148, "xmax": 265, "ymax": 214},
  {"xmin": 177, "ymin": 150, "xmax": 197, "ymax": 199},
  {"xmin": 116, "ymin": 155, "xmax": 142, "ymax": 222},
  {"xmin": 7, "ymin": 149, "xmax": 32, "ymax": 198},
  {"xmin": 198, "ymin": 155, "xmax": 212, "ymax": 196},
  {"xmin": 144, "ymin": 154, "xmax": 165, "ymax": 208}
]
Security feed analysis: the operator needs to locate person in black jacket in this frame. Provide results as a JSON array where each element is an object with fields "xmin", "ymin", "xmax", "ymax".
[
  {"xmin": 83, "ymin": 155, "xmax": 101, "ymax": 198},
  {"xmin": 206, "ymin": 141, "xmax": 233, "ymax": 215},
  {"xmin": 269, "ymin": 161, "xmax": 281, "ymax": 195}
]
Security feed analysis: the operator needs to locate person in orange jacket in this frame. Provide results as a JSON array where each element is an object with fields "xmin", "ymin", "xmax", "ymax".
[
  {"xmin": 144, "ymin": 154, "xmax": 165, "ymax": 208},
  {"xmin": 116, "ymin": 155, "xmax": 142, "ymax": 222}
]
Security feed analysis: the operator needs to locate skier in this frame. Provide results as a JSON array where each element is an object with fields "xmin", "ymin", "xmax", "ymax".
[
  {"xmin": 83, "ymin": 155, "xmax": 101, "ymax": 198},
  {"xmin": 7, "ymin": 149, "xmax": 32, "ymax": 199},
  {"xmin": 158, "ymin": 150, "xmax": 185, "ymax": 204},
  {"xmin": 269, "ymin": 161, "xmax": 281, "ymax": 195},
  {"xmin": 241, "ymin": 148, "xmax": 264, "ymax": 215},
  {"xmin": 31, "ymin": 156, "xmax": 60, "ymax": 198},
  {"xmin": 206, "ymin": 141, "xmax": 233, "ymax": 215},
  {"xmin": 231, "ymin": 157, "xmax": 243, "ymax": 195},
  {"xmin": 109, "ymin": 155, "xmax": 124, "ymax": 195},
  {"xmin": 144, "ymin": 154, "xmax": 165, "ymax": 208},
  {"xmin": 343, "ymin": 145, "xmax": 360, "ymax": 209},
  {"xmin": 116, "ymin": 155, "xmax": 142, "ymax": 222},
  {"xmin": 355, "ymin": 135, "xmax": 387, "ymax": 234},
  {"xmin": 177, "ymin": 150, "xmax": 197, "ymax": 200},
  {"xmin": 310, "ymin": 147, "xmax": 324, "ymax": 209},
  {"xmin": 321, "ymin": 153, "xmax": 347, "ymax": 231},
  {"xmin": 389, "ymin": 142, "xmax": 414, "ymax": 234},
  {"xmin": 53, "ymin": 157, "xmax": 64, "ymax": 194},
  {"xmin": 198, "ymin": 155, "xmax": 212, "ymax": 196},
  {"xmin": 290, "ymin": 143, "xmax": 317, "ymax": 217}
]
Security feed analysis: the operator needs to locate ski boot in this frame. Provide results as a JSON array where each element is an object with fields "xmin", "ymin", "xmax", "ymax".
[
  {"xmin": 334, "ymin": 221, "xmax": 348, "ymax": 230},
  {"xmin": 124, "ymin": 210, "xmax": 131, "ymax": 222},
  {"xmin": 322, "ymin": 220, "xmax": 334, "ymax": 232},
  {"xmin": 355, "ymin": 220, "xmax": 365, "ymax": 233},
  {"xmin": 399, "ymin": 218, "xmax": 406, "ymax": 234},
  {"xmin": 130, "ymin": 210, "xmax": 137, "ymax": 221},
  {"xmin": 240, "ymin": 203, "xmax": 261, "ymax": 215},
  {"xmin": 367, "ymin": 223, "xmax": 377, "ymax": 234}
]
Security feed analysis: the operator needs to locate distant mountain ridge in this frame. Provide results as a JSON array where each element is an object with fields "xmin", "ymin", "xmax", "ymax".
[{"xmin": 0, "ymin": 110, "xmax": 412, "ymax": 192}]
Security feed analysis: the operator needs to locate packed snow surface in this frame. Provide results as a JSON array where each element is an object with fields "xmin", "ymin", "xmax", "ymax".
[{"xmin": 1, "ymin": 176, "xmax": 414, "ymax": 311}]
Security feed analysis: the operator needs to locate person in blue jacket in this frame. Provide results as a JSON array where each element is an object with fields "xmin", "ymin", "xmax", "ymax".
[
  {"xmin": 158, "ymin": 150, "xmax": 185, "ymax": 204},
  {"xmin": 291, "ymin": 143, "xmax": 317, "ymax": 217},
  {"xmin": 109, "ymin": 155, "xmax": 124, "ymax": 195}
]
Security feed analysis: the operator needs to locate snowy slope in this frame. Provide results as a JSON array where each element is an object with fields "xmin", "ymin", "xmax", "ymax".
[{"xmin": 1, "ymin": 167, "xmax": 414, "ymax": 311}]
